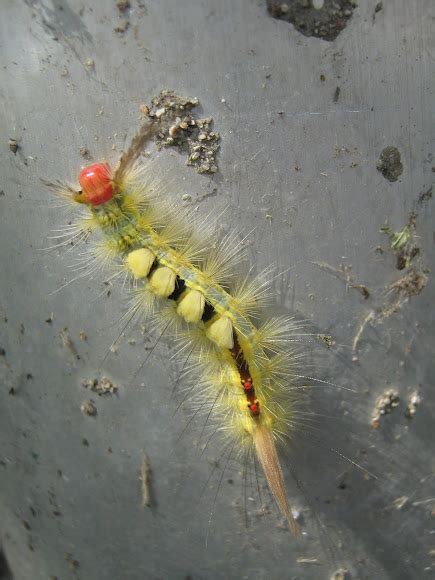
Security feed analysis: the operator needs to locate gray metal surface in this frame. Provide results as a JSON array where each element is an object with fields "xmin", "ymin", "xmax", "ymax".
[{"xmin": 0, "ymin": 1, "xmax": 433, "ymax": 579}]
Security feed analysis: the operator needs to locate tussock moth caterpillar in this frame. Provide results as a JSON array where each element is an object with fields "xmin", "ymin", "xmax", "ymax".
[
  {"xmin": 47, "ymin": 116, "xmax": 307, "ymax": 535},
  {"xmin": 47, "ymin": 112, "xmax": 379, "ymax": 547}
]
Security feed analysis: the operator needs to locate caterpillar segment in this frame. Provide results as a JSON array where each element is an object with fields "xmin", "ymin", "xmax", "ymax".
[{"xmin": 52, "ymin": 124, "xmax": 301, "ymax": 536}]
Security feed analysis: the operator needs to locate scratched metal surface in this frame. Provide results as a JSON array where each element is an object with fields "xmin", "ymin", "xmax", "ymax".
[{"xmin": 0, "ymin": 1, "xmax": 434, "ymax": 579}]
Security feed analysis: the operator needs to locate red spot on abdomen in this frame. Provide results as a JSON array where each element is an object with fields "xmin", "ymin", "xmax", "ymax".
[{"xmin": 79, "ymin": 163, "xmax": 113, "ymax": 205}]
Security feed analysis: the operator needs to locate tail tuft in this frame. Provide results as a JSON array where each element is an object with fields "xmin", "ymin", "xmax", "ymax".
[{"xmin": 254, "ymin": 424, "xmax": 301, "ymax": 536}]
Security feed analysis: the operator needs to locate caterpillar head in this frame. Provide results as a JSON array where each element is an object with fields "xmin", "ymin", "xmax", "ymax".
[{"xmin": 74, "ymin": 162, "xmax": 114, "ymax": 206}]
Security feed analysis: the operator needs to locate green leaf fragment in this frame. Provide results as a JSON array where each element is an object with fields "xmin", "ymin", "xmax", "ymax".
[{"xmin": 380, "ymin": 225, "xmax": 410, "ymax": 250}]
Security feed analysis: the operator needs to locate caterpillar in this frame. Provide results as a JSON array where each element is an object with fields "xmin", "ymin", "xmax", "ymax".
[{"xmin": 48, "ymin": 116, "xmax": 323, "ymax": 537}]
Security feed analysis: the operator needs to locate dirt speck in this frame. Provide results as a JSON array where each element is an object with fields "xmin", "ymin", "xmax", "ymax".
[
  {"xmin": 140, "ymin": 451, "xmax": 152, "ymax": 507},
  {"xmin": 330, "ymin": 568, "xmax": 351, "ymax": 580},
  {"xmin": 80, "ymin": 400, "xmax": 97, "ymax": 416},
  {"xmin": 65, "ymin": 553, "xmax": 80, "ymax": 570},
  {"xmin": 390, "ymin": 268, "xmax": 427, "ymax": 298},
  {"xmin": 116, "ymin": 0, "xmax": 130, "ymax": 12},
  {"xmin": 114, "ymin": 19, "xmax": 129, "ymax": 34},
  {"xmin": 81, "ymin": 376, "xmax": 118, "ymax": 396},
  {"xmin": 84, "ymin": 58, "xmax": 95, "ymax": 71},
  {"xmin": 196, "ymin": 187, "xmax": 219, "ymax": 203},
  {"xmin": 376, "ymin": 146, "xmax": 403, "ymax": 182},
  {"xmin": 373, "ymin": 1, "xmax": 383, "ymax": 22},
  {"xmin": 8, "ymin": 138, "xmax": 19, "ymax": 154},
  {"xmin": 371, "ymin": 388, "xmax": 400, "ymax": 428},
  {"xmin": 405, "ymin": 390, "xmax": 421, "ymax": 419},
  {"xmin": 418, "ymin": 185, "xmax": 432, "ymax": 206},
  {"xmin": 79, "ymin": 146, "xmax": 92, "ymax": 160},
  {"xmin": 142, "ymin": 90, "xmax": 220, "ymax": 174},
  {"xmin": 333, "ymin": 86, "xmax": 341, "ymax": 103},
  {"xmin": 318, "ymin": 334, "xmax": 335, "ymax": 348},
  {"xmin": 60, "ymin": 328, "xmax": 80, "ymax": 360},
  {"xmin": 267, "ymin": 0, "xmax": 356, "ymax": 42}
]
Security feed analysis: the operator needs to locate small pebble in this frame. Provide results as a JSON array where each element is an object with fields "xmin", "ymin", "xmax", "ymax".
[
  {"xmin": 116, "ymin": 0, "xmax": 130, "ymax": 12},
  {"xmin": 80, "ymin": 400, "xmax": 97, "ymax": 416},
  {"xmin": 168, "ymin": 125, "xmax": 178, "ymax": 138},
  {"xmin": 84, "ymin": 58, "xmax": 95, "ymax": 71},
  {"xmin": 9, "ymin": 138, "xmax": 18, "ymax": 154}
]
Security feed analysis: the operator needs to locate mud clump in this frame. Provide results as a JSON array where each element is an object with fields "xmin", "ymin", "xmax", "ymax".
[
  {"xmin": 373, "ymin": 2, "xmax": 383, "ymax": 23},
  {"xmin": 116, "ymin": 0, "xmax": 130, "ymax": 12},
  {"xmin": 267, "ymin": 0, "xmax": 356, "ymax": 42},
  {"xmin": 143, "ymin": 90, "xmax": 220, "ymax": 174},
  {"xmin": 81, "ymin": 376, "xmax": 118, "ymax": 396},
  {"xmin": 80, "ymin": 400, "xmax": 97, "ymax": 416},
  {"xmin": 405, "ymin": 391, "xmax": 421, "ymax": 419},
  {"xmin": 418, "ymin": 186, "xmax": 432, "ymax": 206},
  {"xmin": 376, "ymin": 146, "xmax": 403, "ymax": 182},
  {"xmin": 8, "ymin": 138, "xmax": 19, "ymax": 154},
  {"xmin": 371, "ymin": 389, "xmax": 400, "ymax": 429},
  {"xmin": 389, "ymin": 268, "xmax": 427, "ymax": 297}
]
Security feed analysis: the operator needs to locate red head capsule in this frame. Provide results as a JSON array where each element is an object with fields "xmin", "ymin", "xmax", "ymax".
[{"xmin": 78, "ymin": 162, "xmax": 114, "ymax": 205}]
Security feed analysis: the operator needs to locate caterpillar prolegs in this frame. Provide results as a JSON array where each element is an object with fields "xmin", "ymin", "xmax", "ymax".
[{"xmin": 50, "ymin": 119, "xmax": 310, "ymax": 536}]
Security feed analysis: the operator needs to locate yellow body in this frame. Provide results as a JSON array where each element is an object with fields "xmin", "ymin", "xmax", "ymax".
[
  {"xmin": 206, "ymin": 315, "xmax": 234, "ymax": 349},
  {"xmin": 126, "ymin": 248, "xmax": 155, "ymax": 278},
  {"xmin": 177, "ymin": 289, "xmax": 205, "ymax": 323},
  {"xmin": 148, "ymin": 266, "xmax": 176, "ymax": 298}
]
